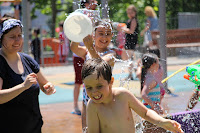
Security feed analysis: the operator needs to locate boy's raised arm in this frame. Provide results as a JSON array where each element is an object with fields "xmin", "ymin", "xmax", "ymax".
[
  {"xmin": 124, "ymin": 89, "xmax": 183, "ymax": 133},
  {"xmin": 83, "ymin": 35, "xmax": 116, "ymax": 67},
  {"xmin": 70, "ymin": 41, "xmax": 87, "ymax": 60},
  {"xmin": 83, "ymin": 35, "xmax": 101, "ymax": 59},
  {"xmin": 86, "ymin": 101, "xmax": 100, "ymax": 133}
]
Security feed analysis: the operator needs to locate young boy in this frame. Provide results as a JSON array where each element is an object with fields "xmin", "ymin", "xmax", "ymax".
[{"xmin": 82, "ymin": 58, "xmax": 183, "ymax": 133}]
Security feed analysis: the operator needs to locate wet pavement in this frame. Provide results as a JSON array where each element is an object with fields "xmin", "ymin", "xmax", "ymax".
[{"xmin": 40, "ymin": 56, "xmax": 200, "ymax": 133}]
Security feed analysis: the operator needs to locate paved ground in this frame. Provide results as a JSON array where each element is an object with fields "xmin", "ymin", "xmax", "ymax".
[{"xmin": 40, "ymin": 56, "xmax": 200, "ymax": 133}]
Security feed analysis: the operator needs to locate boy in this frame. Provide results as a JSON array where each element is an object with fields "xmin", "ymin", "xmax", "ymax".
[{"xmin": 82, "ymin": 58, "xmax": 183, "ymax": 133}]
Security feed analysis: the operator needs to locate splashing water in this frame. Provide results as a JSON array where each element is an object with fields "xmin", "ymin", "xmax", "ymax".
[{"xmin": 67, "ymin": 1, "xmax": 200, "ymax": 132}]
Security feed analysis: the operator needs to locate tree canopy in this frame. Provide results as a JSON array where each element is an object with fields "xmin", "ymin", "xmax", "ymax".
[{"xmin": 30, "ymin": 0, "xmax": 200, "ymax": 37}]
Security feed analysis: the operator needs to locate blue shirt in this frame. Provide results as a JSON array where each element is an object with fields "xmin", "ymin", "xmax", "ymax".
[{"xmin": 147, "ymin": 17, "xmax": 158, "ymax": 31}]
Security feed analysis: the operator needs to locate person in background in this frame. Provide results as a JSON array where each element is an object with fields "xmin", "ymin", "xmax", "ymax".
[
  {"xmin": 0, "ymin": 18, "xmax": 56, "ymax": 133},
  {"xmin": 13, "ymin": 2, "xmax": 21, "ymax": 20},
  {"xmin": 58, "ymin": 21, "xmax": 69, "ymax": 63},
  {"xmin": 31, "ymin": 28, "xmax": 41, "ymax": 64},
  {"xmin": 120, "ymin": 5, "xmax": 139, "ymax": 80},
  {"xmin": 140, "ymin": 53, "xmax": 164, "ymax": 114},
  {"xmin": 71, "ymin": 42, "xmax": 85, "ymax": 116},
  {"xmin": 70, "ymin": 0, "xmax": 98, "ymax": 116},
  {"xmin": 140, "ymin": 6, "xmax": 159, "ymax": 56},
  {"xmin": 70, "ymin": 20, "xmax": 116, "ymax": 132},
  {"xmin": 186, "ymin": 88, "xmax": 200, "ymax": 111}
]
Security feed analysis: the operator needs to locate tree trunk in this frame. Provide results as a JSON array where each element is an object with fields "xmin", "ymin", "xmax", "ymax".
[{"xmin": 51, "ymin": 0, "xmax": 57, "ymax": 37}]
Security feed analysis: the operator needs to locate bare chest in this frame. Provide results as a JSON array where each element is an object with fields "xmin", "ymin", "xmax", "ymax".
[{"xmin": 97, "ymin": 100, "xmax": 135, "ymax": 133}]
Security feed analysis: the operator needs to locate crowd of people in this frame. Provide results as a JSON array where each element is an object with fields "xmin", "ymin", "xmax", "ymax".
[{"xmin": 0, "ymin": 1, "xmax": 199, "ymax": 133}]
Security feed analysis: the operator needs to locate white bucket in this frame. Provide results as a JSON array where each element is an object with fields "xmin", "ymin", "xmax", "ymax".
[{"xmin": 63, "ymin": 12, "xmax": 93, "ymax": 42}]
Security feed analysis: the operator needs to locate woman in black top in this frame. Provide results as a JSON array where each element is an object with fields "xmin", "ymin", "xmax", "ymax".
[
  {"xmin": 0, "ymin": 18, "xmax": 56, "ymax": 133},
  {"xmin": 121, "ymin": 5, "xmax": 139, "ymax": 80}
]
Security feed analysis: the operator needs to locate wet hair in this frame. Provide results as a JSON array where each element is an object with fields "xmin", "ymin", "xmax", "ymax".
[
  {"xmin": 59, "ymin": 21, "xmax": 64, "ymax": 27},
  {"xmin": 81, "ymin": 58, "xmax": 112, "ymax": 83},
  {"xmin": 33, "ymin": 28, "xmax": 40, "ymax": 35},
  {"xmin": 81, "ymin": 0, "xmax": 89, "ymax": 8},
  {"xmin": 145, "ymin": 6, "xmax": 157, "ymax": 18},
  {"xmin": 3, "ymin": 13, "xmax": 15, "ymax": 19},
  {"xmin": 94, "ymin": 19, "xmax": 113, "ymax": 32},
  {"xmin": 141, "ymin": 53, "xmax": 158, "ymax": 91}
]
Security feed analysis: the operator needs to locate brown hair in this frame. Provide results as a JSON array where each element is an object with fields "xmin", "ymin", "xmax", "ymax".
[
  {"xmin": 127, "ymin": 5, "xmax": 137, "ymax": 14},
  {"xmin": 81, "ymin": 58, "xmax": 112, "ymax": 83}
]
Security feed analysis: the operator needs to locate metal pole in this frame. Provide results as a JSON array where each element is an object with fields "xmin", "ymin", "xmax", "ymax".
[
  {"xmin": 22, "ymin": 0, "xmax": 29, "ymax": 54},
  {"xmin": 40, "ymin": 28, "xmax": 44, "ymax": 67},
  {"xmin": 73, "ymin": 0, "xmax": 79, "ymax": 11},
  {"xmin": 159, "ymin": 0, "xmax": 169, "ymax": 93},
  {"xmin": 101, "ymin": 0, "xmax": 108, "ymax": 19}
]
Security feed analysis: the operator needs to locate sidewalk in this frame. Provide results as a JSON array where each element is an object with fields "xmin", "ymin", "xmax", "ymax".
[{"xmin": 40, "ymin": 56, "xmax": 200, "ymax": 133}]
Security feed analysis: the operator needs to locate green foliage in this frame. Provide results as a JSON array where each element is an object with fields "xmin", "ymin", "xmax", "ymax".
[{"xmin": 30, "ymin": 0, "xmax": 200, "ymax": 38}]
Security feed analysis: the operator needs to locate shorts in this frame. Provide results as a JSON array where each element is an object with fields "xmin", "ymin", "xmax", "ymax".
[
  {"xmin": 146, "ymin": 30, "xmax": 152, "ymax": 41},
  {"xmin": 83, "ymin": 86, "xmax": 90, "ymax": 105},
  {"xmin": 73, "ymin": 56, "xmax": 84, "ymax": 84}
]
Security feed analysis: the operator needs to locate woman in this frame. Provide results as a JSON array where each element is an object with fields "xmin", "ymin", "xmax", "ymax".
[
  {"xmin": 0, "ymin": 18, "xmax": 56, "ymax": 133},
  {"xmin": 141, "ymin": 6, "xmax": 159, "ymax": 57}
]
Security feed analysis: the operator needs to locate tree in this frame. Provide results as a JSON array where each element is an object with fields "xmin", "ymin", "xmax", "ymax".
[{"xmin": 30, "ymin": 0, "xmax": 73, "ymax": 37}]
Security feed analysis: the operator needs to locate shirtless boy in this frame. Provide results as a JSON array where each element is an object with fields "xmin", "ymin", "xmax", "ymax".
[{"xmin": 82, "ymin": 58, "xmax": 183, "ymax": 133}]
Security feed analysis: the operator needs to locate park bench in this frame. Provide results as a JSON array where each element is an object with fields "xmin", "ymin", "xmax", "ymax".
[{"xmin": 151, "ymin": 28, "xmax": 200, "ymax": 56}]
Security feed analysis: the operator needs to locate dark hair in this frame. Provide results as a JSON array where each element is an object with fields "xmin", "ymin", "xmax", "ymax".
[
  {"xmin": 94, "ymin": 19, "xmax": 113, "ymax": 32},
  {"xmin": 3, "ymin": 13, "xmax": 15, "ymax": 19},
  {"xmin": 141, "ymin": 53, "xmax": 158, "ymax": 91},
  {"xmin": 33, "ymin": 28, "xmax": 40, "ymax": 35},
  {"xmin": 81, "ymin": 58, "xmax": 112, "ymax": 83},
  {"xmin": 59, "ymin": 21, "xmax": 64, "ymax": 27},
  {"xmin": 81, "ymin": 0, "xmax": 89, "ymax": 8}
]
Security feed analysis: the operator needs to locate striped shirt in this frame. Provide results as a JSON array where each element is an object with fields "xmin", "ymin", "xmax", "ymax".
[{"xmin": 142, "ymin": 84, "xmax": 161, "ymax": 109}]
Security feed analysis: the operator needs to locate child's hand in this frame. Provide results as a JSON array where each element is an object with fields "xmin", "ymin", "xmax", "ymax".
[
  {"xmin": 160, "ymin": 119, "xmax": 183, "ymax": 133},
  {"xmin": 83, "ymin": 35, "xmax": 94, "ymax": 49},
  {"xmin": 22, "ymin": 73, "xmax": 37, "ymax": 90},
  {"xmin": 43, "ymin": 82, "xmax": 56, "ymax": 95}
]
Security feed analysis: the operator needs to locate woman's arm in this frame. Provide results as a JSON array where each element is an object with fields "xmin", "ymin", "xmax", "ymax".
[
  {"xmin": 70, "ymin": 41, "xmax": 87, "ymax": 60},
  {"xmin": 0, "ymin": 73, "xmax": 37, "ymax": 104},
  {"xmin": 122, "ymin": 19, "xmax": 137, "ymax": 34},
  {"xmin": 36, "ymin": 71, "xmax": 56, "ymax": 95},
  {"xmin": 140, "ymin": 19, "xmax": 151, "ymax": 37}
]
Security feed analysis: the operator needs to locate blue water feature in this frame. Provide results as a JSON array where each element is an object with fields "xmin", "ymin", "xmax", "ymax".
[
  {"xmin": 112, "ymin": 71, "xmax": 195, "ymax": 93},
  {"xmin": 39, "ymin": 71, "xmax": 195, "ymax": 105},
  {"xmin": 39, "ymin": 86, "xmax": 82, "ymax": 105}
]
